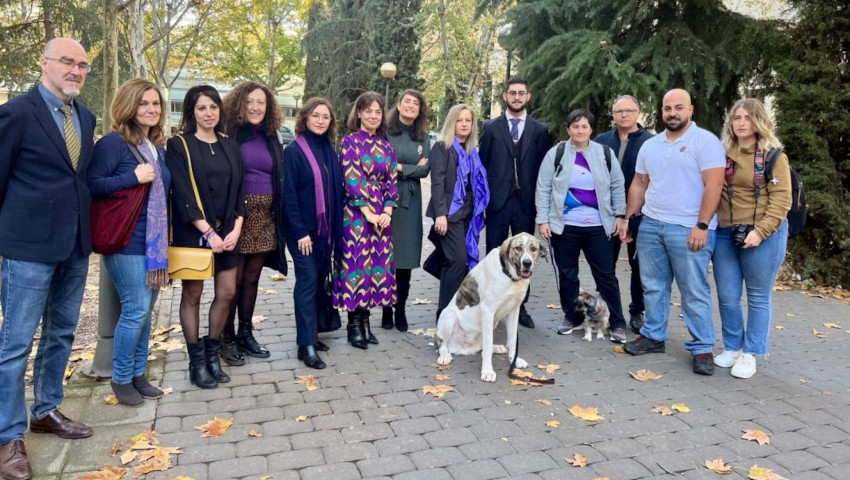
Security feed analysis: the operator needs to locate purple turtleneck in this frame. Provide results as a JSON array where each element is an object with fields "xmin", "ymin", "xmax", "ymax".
[{"xmin": 240, "ymin": 123, "xmax": 274, "ymax": 195}]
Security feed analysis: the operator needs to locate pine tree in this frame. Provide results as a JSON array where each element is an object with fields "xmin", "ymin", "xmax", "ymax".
[
  {"xmin": 504, "ymin": 0, "xmax": 774, "ymax": 136},
  {"xmin": 774, "ymin": 0, "xmax": 850, "ymax": 285}
]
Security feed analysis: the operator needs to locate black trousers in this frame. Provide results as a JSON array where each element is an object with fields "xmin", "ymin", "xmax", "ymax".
[
  {"xmin": 395, "ymin": 268, "xmax": 411, "ymax": 305},
  {"xmin": 437, "ymin": 217, "xmax": 471, "ymax": 312},
  {"xmin": 485, "ymin": 194, "xmax": 534, "ymax": 306},
  {"xmin": 551, "ymin": 225, "xmax": 625, "ymax": 330},
  {"xmin": 287, "ymin": 236, "xmax": 327, "ymax": 347},
  {"xmin": 612, "ymin": 234, "xmax": 645, "ymax": 315}
]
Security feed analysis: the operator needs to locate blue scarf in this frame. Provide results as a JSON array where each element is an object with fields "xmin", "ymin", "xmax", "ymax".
[
  {"xmin": 448, "ymin": 138, "xmax": 489, "ymax": 268},
  {"xmin": 139, "ymin": 140, "xmax": 169, "ymax": 288}
]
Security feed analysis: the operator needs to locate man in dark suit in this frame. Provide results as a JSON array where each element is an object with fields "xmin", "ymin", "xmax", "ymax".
[
  {"xmin": 594, "ymin": 95, "xmax": 654, "ymax": 334},
  {"xmin": 0, "ymin": 37, "xmax": 96, "ymax": 480},
  {"xmin": 479, "ymin": 77, "xmax": 550, "ymax": 328}
]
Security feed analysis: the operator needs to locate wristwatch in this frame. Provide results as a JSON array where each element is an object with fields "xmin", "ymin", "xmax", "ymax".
[{"xmin": 696, "ymin": 222, "xmax": 709, "ymax": 231}]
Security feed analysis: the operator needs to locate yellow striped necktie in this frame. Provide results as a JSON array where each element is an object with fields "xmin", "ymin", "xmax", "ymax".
[{"xmin": 60, "ymin": 104, "xmax": 80, "ymax": 170}]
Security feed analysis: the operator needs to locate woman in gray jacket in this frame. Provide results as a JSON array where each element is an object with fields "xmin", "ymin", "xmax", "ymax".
[{"xmin": 536, "ymin": 109, "xmax": 628, "ymax": 343}]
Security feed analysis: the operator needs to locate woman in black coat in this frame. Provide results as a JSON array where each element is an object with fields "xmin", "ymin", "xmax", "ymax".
[{"xmin": 166, "ymin": 85, "xmax": 246, "ymax": 389}]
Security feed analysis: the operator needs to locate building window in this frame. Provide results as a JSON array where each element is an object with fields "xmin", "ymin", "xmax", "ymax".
[{"xmin": 171, "ymin": 101, "xmax": 183, "ymax": 114}]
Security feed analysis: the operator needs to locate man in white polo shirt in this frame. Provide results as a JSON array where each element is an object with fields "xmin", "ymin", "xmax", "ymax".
[{"xmin": 619, "ymin": 88, "xmax": 725, "ymax": 375}]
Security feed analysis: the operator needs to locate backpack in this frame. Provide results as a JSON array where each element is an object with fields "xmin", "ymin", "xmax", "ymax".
[
  {"xmin": 765, "ymin": 148, "xmax": 806, "ymax": 239},
  {"xmin": 554, "ymin": 142, "xmax": 611, "ymax": 175}
]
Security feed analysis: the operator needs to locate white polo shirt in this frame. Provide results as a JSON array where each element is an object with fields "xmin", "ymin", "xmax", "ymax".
[{"xmin": 635, "ymin": 122, "xmax": 725, "ymax": 228}]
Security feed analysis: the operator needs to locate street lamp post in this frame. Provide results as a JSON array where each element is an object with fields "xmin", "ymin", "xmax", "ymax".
[
  {"xmin": 380, "ymin": 62, "xmax": 397, "ymax": 106},
  {"xmin": 294, "ymin": 93, "xmax": 301, "ymax": 111}
]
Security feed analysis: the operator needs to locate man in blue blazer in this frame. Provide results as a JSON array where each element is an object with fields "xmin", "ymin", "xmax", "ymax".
[
  {"xmin": 0, "ymin": 37, "xmax": 96, "ymax": 480},
  {"xmin": 479, "ymin": 77, "xmax": 550, "ymax": 328}
]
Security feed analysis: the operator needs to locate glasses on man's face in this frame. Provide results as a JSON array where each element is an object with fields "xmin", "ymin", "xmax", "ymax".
[
  {"xmin": 612, "ymin": 109, "xmax": 638, "ymax": 116},
  {"xmin": 44, "ymin": 56, "xmax": 92, "ymax": 73},
  {"xmin": 506, "ymin": 91, "xmax": 527, "ymax": 98}
]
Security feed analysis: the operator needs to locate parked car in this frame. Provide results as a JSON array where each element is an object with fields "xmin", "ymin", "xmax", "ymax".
[{"xmin": 278, "ymin": 125, "xmax": 295, "ymax": 145}]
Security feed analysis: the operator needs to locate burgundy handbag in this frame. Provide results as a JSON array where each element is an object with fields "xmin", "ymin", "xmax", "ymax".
[{"xmin": 91, "ymin": 144, "xmax": 150, "ymax": 254}]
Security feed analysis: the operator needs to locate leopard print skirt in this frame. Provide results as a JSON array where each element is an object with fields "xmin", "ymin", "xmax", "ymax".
[{"xmin": 241, "ymin": 194, "xmax": 276, "ymax": 254}]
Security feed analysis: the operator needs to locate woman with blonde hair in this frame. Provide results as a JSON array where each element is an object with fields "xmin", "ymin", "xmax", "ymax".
[
  {"xmin": 426, "ymin": 104, "xmax": 489, "ymax": 321},
  {"xmin": 712, "ymin": 98, "xmax": 792, "ymax": 378},
  {"xmin": 88, "ymin": 78, "xmax": 170, "ymax": 406}
]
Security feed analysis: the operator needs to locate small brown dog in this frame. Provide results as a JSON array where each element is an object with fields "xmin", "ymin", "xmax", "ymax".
[{"xmin": 575, "ymin": 291, "xmax": 610, "ymax": 341}]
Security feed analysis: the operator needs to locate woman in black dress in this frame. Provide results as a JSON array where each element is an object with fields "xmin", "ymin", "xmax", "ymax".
[{"xmin": 166, "ymin": 85, "xmax": 246, "ymax": 389}]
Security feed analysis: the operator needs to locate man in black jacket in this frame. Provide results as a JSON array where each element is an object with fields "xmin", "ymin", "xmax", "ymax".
[
  {"xmin": 594, "ymin": 94, "xmax": 654, "ymax": 334},
  {"xmin": 0, "ymin": 37, "xmax": 96, "ymax": 480},
  {"xmin": 479, "ymin": 77, "xmax": 550, "ymax": 328}
]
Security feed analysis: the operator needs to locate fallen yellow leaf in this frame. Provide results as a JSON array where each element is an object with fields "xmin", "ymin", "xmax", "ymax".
[
  {"xmin": 295, "ymin": 415, "xmax": 308, "ymax": 422},
  {"xmin": 103, "ymin": 394, "xmax": 119, "ymax": 405},
  {"xmin": 537, "ymin": 364, "xmax": 561, "ymax": 374},
  {"xmin": 538, "ymin": 399, "xmax": 552, "ymax": 406},
  {"xmin": 129, "ymin": 440, "xmax": 156, "ymax": 450},
  {"xmin": 823, "ymin": 322, "xmax": 841, "ymax": 329},
  {"xmin": 705, "ymin": 458, "xmax": 732, "ymax": 475},
  {"xmin": 775, "ymin": 325, "xmax": 786, "ymax": 330},
  {"xmin": 248, "ymin": 430, "xmax": 263, "ymax": 437},
  {"xmin": 813, "ymin": 328, "xmax": 827, "ymax": 338},
  {"xmin": 613, "ymin": 345, "xmax": 625, "ymax": 354},
  {"xmin": 671, "ymin": 403, "xmax": 690, "ymax": 413},
  {"xmin": 270, "ymin": 274, "xmax": 286, "ymax": 281},
  {"xmin": 422, "ymin": 384, "xmax": 454, "ymax": 398},
  {"xmin": 630, "ymin": 369, "xmax": 662, "ymax": 381},
  {"xmin": 742, "ymin": 429, "xmax": 770, "ymax": 445},
  {"xmin": 195, "ymin": 417, "xmax": 233, "ymax": 438},
  {"xmin": 252, "ymin": 315, "xmax": 267, "ymax": 323},
  {"xmin": 510, "ymin": 378, "xmax": 530, "ymax": 386},
  {"xmin": 172, "ymin": 477, "xmax": 197, "ymax": 480},
  {"xmin": 747, "ymin": 464, "xmax": 788, "ymax": 480},
  {"xmin": 428, "ymin": 362, "xmax": 451, "ymax": 370},
  {"xmin": 258, "ymin": 287, "xmax": 277, "ymax": 294},
  {"xmin": 411, "ymin": 298, "xmax": 432, "ymax": 304},
  {"xmin": 435, "ymin": 373, "xmax": 451, "ymax": 381},
  {"xmin": 564, "ymin": 453, "xmax": 587, "ymax": 467},
  {"xmin": 512, "ymin": 369, "xmax": 534, "ymax": 378},
  {"xmin": 296, "ymin": 375, "xmax": 319, "ymax": 391},
  {"xmin": 129, "ymin": 430, "xmax": 159, "ymax": 445},
  {"xmin": 568, "ymin": 403, "xmax": 605, "ymax": 421},
  {"xmin": 76, "ymin": 464, "xmax": 127, "ymax": 480},
  {"xmin": 545, "ymin": 419, "xmax": 560, "ymax": 428},
  {"xmin": 799, "ymin": 378, "xmax": 807, "ymax": 384},
  {"xmin": 110, "ymin": 443, "xmax": 121, "ymax": 457},
  {"xmin": 545, "ymin": 303, "xmax": 561, "ymax": 309},
  {"xmin": 652, "ymin": 405, "xmax": 673, "ymax": 416},
  {"xmin": 591, "ymin": 477, "xmax": 611, "ymax": 480},
  {"xmin": 119, "ymin": 450, "xmax": 136, "ymax": 465}
]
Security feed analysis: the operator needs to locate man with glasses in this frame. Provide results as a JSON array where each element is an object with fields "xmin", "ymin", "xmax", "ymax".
[
  {"xmin": 0, "ymin": 37, "xmax": 96, "ymax": 480},
  {"xmin": 479, "ymin": 76, "xmax": 550, "ymax": 328},
  {"xmin": 594, "ymin": 95, "xmax": 654, "ymax": 335}
]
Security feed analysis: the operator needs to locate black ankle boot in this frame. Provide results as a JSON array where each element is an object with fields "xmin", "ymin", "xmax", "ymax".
[
  {"xmin": 237, "ymin": 319, "xmax": 270, "ymax": 358},
  {"xmin": 297, "ymin": 345, "xmax": 327, "ymax": 369},
  {"xmin": 132, "ymin": 375, "xmax": 164, "ymax": 399},
  {"xmin": 395, "ymin": 302, "xmax": 408, "ymax": 332},
  {"xmin": 362, "ymin": 310, "xmax": 379, "ymax": 345},
  {"xmin": 187, "ymin": 342, "xmax": 217, "ymax": 389},
  {"xmin": 381, "ymin": 307, "xmax": 394, "ymax": 329},
  {"xmin": 220, "ymin": 331, "xmax": 245, "ymax": 366},
  {"xmin": 111, "ymin": 381, "xmax": 144, "ymax": 407},
  {"xmin": 315, "ymin": 340, "xmax": 329, "ymax": 352},
  {"xmin": 204, "ymin": 337, "xmax": 230, "ymax": 383},
  {"xmin": 347, "ymin": 312, "xmax": 368, "ymax": 350}
]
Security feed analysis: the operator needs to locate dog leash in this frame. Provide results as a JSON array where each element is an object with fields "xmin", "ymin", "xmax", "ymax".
[
  {"xmin": 508, "ymin": 338, "xmax": 555, "ymax": 384},
  {"xmin": 547, "ymin": 238, "xmax": 559, "ymax": 294}
]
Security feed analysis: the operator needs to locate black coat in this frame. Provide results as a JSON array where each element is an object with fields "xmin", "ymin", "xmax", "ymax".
[
  {"xmin": 0, "ymin": 87, "xmax": 96, "ymax": 262},
  {"xmin": 165, "ymin": 133, "xmax": 247, "ymax": 248},
  {"xmin": 593, "ymin": 124, "xmax": 654, "ymax": 191},
  {"xmin": 478, "ymin": 114, "xmax": 550, "ymax": 215},
  {"xmin": 426, "ymin": 141, "xmax": 466, "ymax": 221}
]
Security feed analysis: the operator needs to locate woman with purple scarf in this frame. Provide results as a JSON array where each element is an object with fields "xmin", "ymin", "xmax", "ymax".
[
  {"xmin": 283, "ymin": 97, "xmax": 343, "ymax": 369},
  {"xmin": 88, "ymin": 79, "xmax": 170, "ymax": 406},
  {"xmin": 427, "ymin": 104, "xmax": 489, "ymax": 321},
  {"xmin": 535, "ymin": 109, "xmax": 628, "ymax": 343}
]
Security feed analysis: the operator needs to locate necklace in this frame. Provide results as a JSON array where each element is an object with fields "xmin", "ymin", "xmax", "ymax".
[
  {"xmin": 194, "ymin": 132, "xmax": 217, "ymax": 155},
  {"xmin": 208, "ymin": 141, "xmax": 215, "ymax": 156}
]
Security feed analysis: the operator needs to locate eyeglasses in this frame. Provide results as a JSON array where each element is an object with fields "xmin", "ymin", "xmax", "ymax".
[
  {"xmin": 506, "ymin": 91, "xmax": 528, "ymax": 98},
  {"xmin": 612, "ymin": 109, "xmax": 638, "ymax": 115},
  {"xmin": 310, "ymin": 113, "xmax": 331, "ymax": 121},
  {"xmin": 44, "ymin": 56, "xmax": 92, "ymax": 73}
]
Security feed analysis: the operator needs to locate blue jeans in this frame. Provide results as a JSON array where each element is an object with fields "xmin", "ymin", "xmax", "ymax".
[
  {"xmin": 712, "ymin": 221, "xmax": 787, "ymax": 355},
  {"xmin": 0, "ymin": 255, "xmax": 89, "ymax": 444},
  {"xmin": 104, "ymin": 254, "xmax": 159, "ymax": 384},
  {"xmin": 637, "ymin": 217, "xmax": 716, "ymax": 355}
]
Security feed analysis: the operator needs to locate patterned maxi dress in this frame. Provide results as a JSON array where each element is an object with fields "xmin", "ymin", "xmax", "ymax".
[{"xmin": 333, "ymin": 129, "xmax": 399, "ymax": 311}]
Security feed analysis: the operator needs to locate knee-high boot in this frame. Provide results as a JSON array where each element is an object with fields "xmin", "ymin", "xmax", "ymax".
[
  {"xmin": 347, "ymin": 311, "xmax": 368, "ymax": 350},
  {"xmin": 187, "ymin": 342, "xmax": 217, "ymax": 389}
]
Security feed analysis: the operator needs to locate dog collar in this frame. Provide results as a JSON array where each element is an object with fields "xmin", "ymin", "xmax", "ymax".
[
  {"xmin": 499, "ymin": 254, "xmax": 520, "ymax": 281},
  {"xmin": 590, "ymin": 298, "xmax": 604, "ymax": 316}
]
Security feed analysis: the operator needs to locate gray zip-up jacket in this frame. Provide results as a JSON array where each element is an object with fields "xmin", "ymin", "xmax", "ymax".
[{"xmin": 535, "ymin": 140, "xmax": 626, "ymax": 237}]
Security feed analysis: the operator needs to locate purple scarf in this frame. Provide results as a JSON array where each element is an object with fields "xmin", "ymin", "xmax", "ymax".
[
  {"xmin": 295, "ymin": 135, "xmax": 329, "ymax": 238},
  {"xmin": 449, "ymin": 138, "xmax": 489, "ymax": 268},
  {"xmin": 139, "ymin": 140, "xmax": 169, "ymax": 288}
]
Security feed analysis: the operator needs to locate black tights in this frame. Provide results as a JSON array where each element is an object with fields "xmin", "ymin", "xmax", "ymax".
[
  {"xmin": 180, "ymin": 267, "xmax": 238, "ymax": 344},
  {"xmin": 225, "ymin": 252, "xmax": 268, "ymax": 336},
  {"xmin": 396, "ymin": 268, "xmax": 411, "ymax": 305}
]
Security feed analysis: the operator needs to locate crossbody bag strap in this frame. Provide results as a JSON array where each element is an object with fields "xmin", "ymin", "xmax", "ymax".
[
  {"xmin": 177, "ymin": 134, "xmax": 206, "ymax": 221},
  {"xmin": 126, "ymin": 143, "xmax": 148, "ymax": 165}
]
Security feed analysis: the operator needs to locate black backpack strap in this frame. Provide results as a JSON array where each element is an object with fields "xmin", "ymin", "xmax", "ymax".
[
  {"xmin": 554, "ymin": 142, "xmax": 566, "ymax": 174},
  {"xmin": 604, "ymin": 146, "xmax": 612, "ymax": 171},
  {"xmin": 764, "ymin": 148, "xmax": 784, "ymax": 180}
]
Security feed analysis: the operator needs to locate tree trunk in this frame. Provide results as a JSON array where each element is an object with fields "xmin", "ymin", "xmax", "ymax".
[
  {"xmin": 128, "ymin": 0, "xmax": 147, "ymax": 78},
  {"xmin": 102, "ymin": 0, "xmax": 120, "ymax": 134},
  {"xmin": 42, "ymin": 0, "xmax": 55, "ymax": 41}
]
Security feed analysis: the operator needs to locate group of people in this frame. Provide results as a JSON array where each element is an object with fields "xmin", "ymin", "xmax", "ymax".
[{"xmin": 0, "ymin": 37, "xmax": 792, "ymax": 480}]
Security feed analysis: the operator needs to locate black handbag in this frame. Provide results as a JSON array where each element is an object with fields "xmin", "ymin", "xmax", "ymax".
[
  {"xmin": 423, "ymin": 227, "xmax": 444, "ymax": 279},
  {"xmin": 316, "ymin": 274, "xmax": 341, "ymax": 333}
]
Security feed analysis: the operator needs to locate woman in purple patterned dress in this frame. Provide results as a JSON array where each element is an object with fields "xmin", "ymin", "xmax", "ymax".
[{"xmin": 334, "ymin": 91, "xmax": 399, "ymax": 349}]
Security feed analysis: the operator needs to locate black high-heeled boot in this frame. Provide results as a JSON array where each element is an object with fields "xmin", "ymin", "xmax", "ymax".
[
  {"xmin": 237, "ymin": 317, "xmax": 270, "ymax": 358},
  {"xmin": 381, "ymin": 307, "xmax": 394, "ymax": 329},
  {"xmin": 187, "ymin": 342, "xmax": 217, "ymax": 389},
  {"xmin": 395, "ymin": 301, "xmax": 408, "ymax": 332},
  {"xmin": 204, "ymin": 337, "xmax": 231, "ymax": 383},
  {"xmin": 347, "ymin": 311, "xmax": 368, "ymax": 350},
  {"xmin": 362, "ymin": 310, "xmax": 379, "ymax": 345},
  {"xmin": 297, "ymin": 345, "xmax": 327, "ymax": 369}
]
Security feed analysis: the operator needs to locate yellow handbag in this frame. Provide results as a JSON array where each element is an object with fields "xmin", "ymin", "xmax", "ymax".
[{"xmin": 168, "ymin": 135, "xmax": 215, "ymax": 280}]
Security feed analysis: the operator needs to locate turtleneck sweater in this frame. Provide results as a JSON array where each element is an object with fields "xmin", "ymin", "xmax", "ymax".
[{"xmin": 240, "ymin": 123, "xmax": 273, "ymax": 195}]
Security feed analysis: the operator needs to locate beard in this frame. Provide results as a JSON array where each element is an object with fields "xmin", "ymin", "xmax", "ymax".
[
  {"xmin": 664, "ymin": 114, "xmax": 690, "ymax": 132},
  {"xmin": 506, "ymin": 100, "xmax": 527, "ymax": 113},
  {"xmin": 62, "ymin": 87, "xmax": 81, "ymax": 98}
]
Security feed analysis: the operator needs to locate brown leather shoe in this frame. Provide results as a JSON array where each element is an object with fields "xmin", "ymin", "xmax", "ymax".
[
  {"xmin": 0, "ymin": 440, "xmax": 32, "ymax": 480},
  {"xmin": 29, "ymin": 410, "xmax": 92, "ymax": 439}
]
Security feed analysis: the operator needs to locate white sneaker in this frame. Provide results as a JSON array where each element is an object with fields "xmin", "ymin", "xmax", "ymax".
[
  {"xmin": 731, "ymin": 353, "xmax": 757, "ymax": 379},
  {"xmin": 713, "ymin": 349, "xmax": 742, "ymax": 368}
]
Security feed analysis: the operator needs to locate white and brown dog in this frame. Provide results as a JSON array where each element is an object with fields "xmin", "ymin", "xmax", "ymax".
[
  {"xmin": 575, "ymin": 291, "xmax": 610, "ymax": 341},
  {"xmin": 435, "ymin": 233, "xmax": 546, "ymax": 382}
]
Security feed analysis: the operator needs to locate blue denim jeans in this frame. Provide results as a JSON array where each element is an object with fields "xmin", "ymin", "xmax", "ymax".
[
  {"xmin": 104, "ymin": 254, "xmax": 159, "ymax": 384},
  {"xmin": 0, "ymin": 255, "xmax": 89, "ymax": 444},
  {"xmin": 712, "ymin": 221, "xmax": 787, "ymax": 356},
  {"xmin": 637, "ymin": 217, "xmax": 716, "ymax": 355}
]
